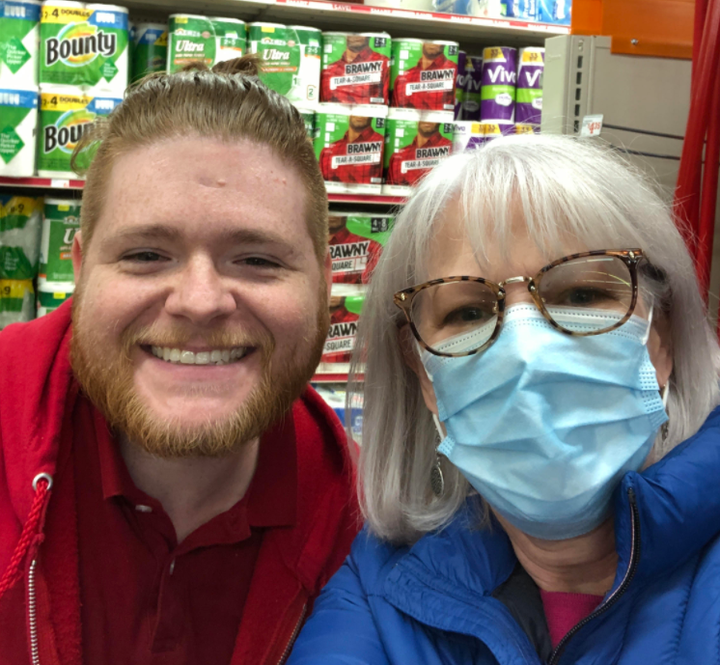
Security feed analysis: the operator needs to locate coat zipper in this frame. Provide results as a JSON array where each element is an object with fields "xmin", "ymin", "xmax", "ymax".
[
  {"xmin": 547, "ymin": 487, "xmax": 641, "ymax": 665},
  {"xmin": 276, "ymin": 603, "xmax": 307, "ymax": 665},
  {"xmin": 28, "ymin": 559, "xmax": 41, "ymax": 665}
]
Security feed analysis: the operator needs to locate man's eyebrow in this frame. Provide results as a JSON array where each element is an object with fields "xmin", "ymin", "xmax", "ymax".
[{"xmin": 102, "ymin": 225, "xmax": 294, "ymax": 249}]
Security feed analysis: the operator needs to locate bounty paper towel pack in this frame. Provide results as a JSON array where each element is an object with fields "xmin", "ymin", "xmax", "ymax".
[
  {"xmin": 515, "ymin": 46, "xmax": 544, "ymax": 125},
  {"xmin": 0, "ymin": 88, "xmax": 37, "ymax": 177},
  {"xmin": 0, "ymin": 194, "xmax": 42, "ymax": 282},
  {"xmin": 390, "ymin": 38, "xmax": 459, "ymax": 112},
  {"xmin": 480, "ymin": 46, "xmax": 517, "ymax": 123},
  {"xmin": 0, "ymin": 0, "xmax": 41, "ymax": 87},
  {"xmin": 39, "ymin": 197, "xmax": 79, "ymax": 282},
  {"xmin": 320, "ymin": 32, "xmax": 391, "ymax": 105},
  {"xmin": 131, "ymin": 22, "xmax": 167, "ymax": 81},
  {"xmin": 314, "ymin": 103, "xmax": 387, "ymax": 195},
  {"xmin": 39, "ymin": 2, "xmax": 130, "ymax": 96},
  {"xmin": 383, "ymin": 107, "xmax": 453, "ymax": 196},
  {"xmin": 0, "ymin": 278, "xmax": 34, "ymax": 327},
  {"xmin": 328, "ymin": 212, "xmax": 394, "ymax": 284},
  {"xmin": 248, "ymin": 23, "xmax": 320, "ymax": 107},
  {"xmin": 38, "ymin": 86, "xmax": 121, "ymax": 178}
]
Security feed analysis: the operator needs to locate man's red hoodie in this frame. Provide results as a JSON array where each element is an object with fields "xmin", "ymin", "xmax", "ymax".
[{"xmin": 0, "ymin": 301, "xmax": 361, "ymax": 665}]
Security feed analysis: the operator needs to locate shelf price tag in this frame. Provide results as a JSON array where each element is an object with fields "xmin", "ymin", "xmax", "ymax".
[{"xmin": 580, "ymin": 114, "xmax": 604, "ymax": 137}]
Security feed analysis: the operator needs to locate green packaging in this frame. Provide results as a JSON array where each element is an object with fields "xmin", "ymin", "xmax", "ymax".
[
  {"xmin": 0, "ymin": 195, "xmax": 43, "ymax": 280},
  {"xmin": 313, "ymin": 103, "xmax": 387, "ymax": 194},
  {"xmin": 39, "ymin": 198, "xmax": 80, "ymax": 282},
  {"xmin": 36, "ymin": 279, "xmax": 74, "ymax": 316},
  {"xmin": 0, "ymin": 0, "xmax": 41, "ymax": 87},
  {"xmin": 0, "ymin": 278, "xmax": 34, "ymax": 327},
  {"xmin": 390, "ymin": 38, "xmax": 459, "ymax": 112},
  {"xmin": 38, "ymin": 87, "xmax": 121, "ymax": 178},
  {"xmin": 39, "ymin": 2, "xmax": 130, "ymax": 94}
]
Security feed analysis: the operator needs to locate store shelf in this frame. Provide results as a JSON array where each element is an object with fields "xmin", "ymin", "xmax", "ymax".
[
  {"xmin": 313, "ymin": 363, "xmax": 363, "ymax": 382},
  {"xmin": 124, "ymin": 0, "xmax": 568, "ymax": 46},
  {"xmin": 0, "ymin": 177, "xmax": 407, "ymax": 206},
  {"xmin": 0, "ymin": 176, "xmax": 85, "ymax": 190}
]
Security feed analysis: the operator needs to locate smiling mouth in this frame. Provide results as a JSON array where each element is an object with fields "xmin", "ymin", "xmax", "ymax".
[{"xmin": 144, "ymin": 345, "xmax": 253, "ymax": 366}]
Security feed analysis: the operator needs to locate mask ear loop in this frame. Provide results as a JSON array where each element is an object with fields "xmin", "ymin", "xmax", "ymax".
[
  {"xmin": 640, "ymin": 303, "xmax": 654, "ymax": 346},
  {"xmin": 415, "ymin": 341, "xmax": 445, "ymax": 497},
  {"xmin": 661, "ymin": 382, "xmax": 670, "ymax": 442}
]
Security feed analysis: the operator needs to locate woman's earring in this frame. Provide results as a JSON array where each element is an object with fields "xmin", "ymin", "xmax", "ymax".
[
  {"xmin": 431, "ymin": 454, "xmax": 445, "ymax": 497},
  {"xmin": 661, "ymin": 383, "xmax": 670, "ymax": 441},
  {"xmin": 431, "ymin": 413, "xmax": 446, "ymax": 497}
]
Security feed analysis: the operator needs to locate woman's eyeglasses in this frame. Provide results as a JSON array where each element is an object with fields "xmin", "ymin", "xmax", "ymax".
[{"xmin": 394, "ymin": 249, "xmax": 647, "ymax": 358}]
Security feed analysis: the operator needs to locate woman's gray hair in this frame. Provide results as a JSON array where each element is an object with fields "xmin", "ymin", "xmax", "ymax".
[{"xmin": 350, "ymin": 133, "xmax": 720, "ymax": 546}]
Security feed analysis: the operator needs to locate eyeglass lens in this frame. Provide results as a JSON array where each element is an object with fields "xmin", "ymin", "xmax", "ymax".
[{"xmin": 410, "ymin": 255, "xmax": 635, "ymax": 354}]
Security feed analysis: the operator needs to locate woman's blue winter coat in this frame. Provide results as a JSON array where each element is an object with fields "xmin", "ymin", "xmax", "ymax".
[{"xmin": 289, "ymin": 407, "xmax": 720, "ymax": 665}]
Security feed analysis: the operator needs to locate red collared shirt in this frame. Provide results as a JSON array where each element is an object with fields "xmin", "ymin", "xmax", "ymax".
[
  {"xmin": 73, "ymin": 395, "xmax": 297, "ymax": 665},
  {"xmin": 319, "ymin": 125, "xmax": 384, "ymax": 185},
  {"xmin": 391, "ymin": 54, "xmax": 457, "ymax": 111},
  {"xmin": 387, "ymin": 130, "xmax": 453, "ymax": 186}
]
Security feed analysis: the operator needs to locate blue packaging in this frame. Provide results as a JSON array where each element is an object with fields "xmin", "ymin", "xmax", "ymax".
[
  {"xmin": 538, "ymin": 0, "xmax": 571, "ymax": 24},
  {"xmin": 505, "ymin": 0, "xmax": 537, "ymax": 20}
]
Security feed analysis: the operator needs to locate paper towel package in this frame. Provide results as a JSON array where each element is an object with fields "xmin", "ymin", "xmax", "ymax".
[
  {"xmin": 0, "ymin": 0, "xmax": 41, "ymax": 87},
  {"xmin": 0, "ymin": 88, "xmax": 38, "ymax": 177}
]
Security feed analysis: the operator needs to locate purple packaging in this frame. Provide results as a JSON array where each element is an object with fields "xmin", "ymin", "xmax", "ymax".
[
  {"xmin": 515, "ymin": 47, "xmax": 544, "ymax": 125},
  {"xmin": 454, "ymin": 50, "xmax": 466, "ymax": 120},
  {"xmin": 480, "ymin": 46, "xmax": 517, "ymax": 123},
  {"xmin": 460, "ymin": 54, "xmax": 483, "ymax": 121}
]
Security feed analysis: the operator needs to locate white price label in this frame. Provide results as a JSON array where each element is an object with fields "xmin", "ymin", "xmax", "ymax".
[{"xmin": 580, "ymin": 114, "xmax": 604, "ymax": 137}]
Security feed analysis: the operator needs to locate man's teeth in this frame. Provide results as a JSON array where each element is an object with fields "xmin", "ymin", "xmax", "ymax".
[{"xmin": 149, "ymin": 346, "xmax": 249, "ymax": 365}]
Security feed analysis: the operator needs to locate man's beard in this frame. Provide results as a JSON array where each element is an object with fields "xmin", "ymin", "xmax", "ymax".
[{"xmin": 70, "ymin": 285, "xmax": 329, "ymax": 459}]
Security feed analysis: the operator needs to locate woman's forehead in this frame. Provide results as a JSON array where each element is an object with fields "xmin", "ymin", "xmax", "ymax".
[{"xmin": 422, "ymin": 201, "xmax": 588, "ymax": 280}]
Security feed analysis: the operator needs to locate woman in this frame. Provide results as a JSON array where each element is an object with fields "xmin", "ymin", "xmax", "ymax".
[{"xmin": 288, "ymin": 135, "xmax": 720, "ymax": 664}]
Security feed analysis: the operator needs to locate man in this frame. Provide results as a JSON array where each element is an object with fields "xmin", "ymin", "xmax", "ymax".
[
  {"xmin": 391, "ymin": 42, "xmax": 457, "ymax": 111},
  {"xmin": 0, "ymin": 58, "xmax": 360, "ymax": 665},
  {"xmin": 320, "ymin": 35, "xmax": 389, "ymax": 105},
  {"xmin": 387, "ymin": 121, "xmax": 453, "ymax": 187},
  {"xmin": 319, "ymin": 115, "xmax": 384, "ymax": 185}
]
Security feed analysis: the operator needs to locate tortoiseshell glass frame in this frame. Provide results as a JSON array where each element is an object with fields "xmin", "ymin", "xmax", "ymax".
[{"xmin": 394, "ymin": 249, "xmax": 645, "ymax": 358}]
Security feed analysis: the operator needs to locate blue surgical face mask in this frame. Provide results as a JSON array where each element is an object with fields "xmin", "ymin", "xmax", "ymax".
[{"xmin": 421, "ymin": 303, "xmax": 668, "ymax": 540}]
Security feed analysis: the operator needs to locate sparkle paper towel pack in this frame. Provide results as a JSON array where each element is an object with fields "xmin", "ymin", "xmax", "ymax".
[{"xmin": 480, "ymin": 46, "xmax": 517, "ymax": 123}]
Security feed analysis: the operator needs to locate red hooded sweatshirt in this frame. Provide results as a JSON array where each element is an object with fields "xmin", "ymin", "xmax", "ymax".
[{"xmin": 0, "ymin": 301, "xmax": 361, "ymax": 665}]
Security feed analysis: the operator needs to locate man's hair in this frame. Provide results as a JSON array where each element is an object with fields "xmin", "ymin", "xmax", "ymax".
[{"xmin": 72, "ymin": 56, "xmax": 328, "ymax": 260}]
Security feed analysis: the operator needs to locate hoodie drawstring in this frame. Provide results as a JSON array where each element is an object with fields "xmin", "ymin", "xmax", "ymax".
[{"xmin": 0, "ymin": 474, "xmax": 52, "ymax": 602}]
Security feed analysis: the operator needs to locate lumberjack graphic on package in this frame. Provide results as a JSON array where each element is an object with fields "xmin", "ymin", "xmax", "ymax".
[
  {"xmin": 322, "ymin": 287, "xmax": 365, "ymax": 363},
  {"xmin": 328, "ymin": 213, "xmax": 394, "ymax": 284},
  {"xmin": 314, "ymin": 104, "xmax": 387, "ymax": 194},
  {"xmin": 321, "ymin": 32, "xmax": 390, "ymax": 105},
  {"xmin": 390, "ymin": 39, "xmax": 459, "ymax": 112},
  {"xmin": 383, "ymin": 109, "xmax": 453, "ymax": 195}
]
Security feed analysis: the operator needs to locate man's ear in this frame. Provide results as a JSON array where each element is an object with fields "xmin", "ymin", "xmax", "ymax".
[
  {"xmin": 397, "ymin": 324, "xmax": 439, "ymax": 415},
  {"xmin": 71, "ymin": 230, "xmax": 83, "ymax": 283}
]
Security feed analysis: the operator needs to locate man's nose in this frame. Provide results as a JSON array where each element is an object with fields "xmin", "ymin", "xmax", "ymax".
[{"xmin": 164, "ymin": 255, "xmax": 236, "ymax": 325}]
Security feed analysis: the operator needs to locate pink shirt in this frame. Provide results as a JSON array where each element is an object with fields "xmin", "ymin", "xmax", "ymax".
[{"xmin": 540, "ymin": 590, "xmax": 604, "ymax": 648}]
